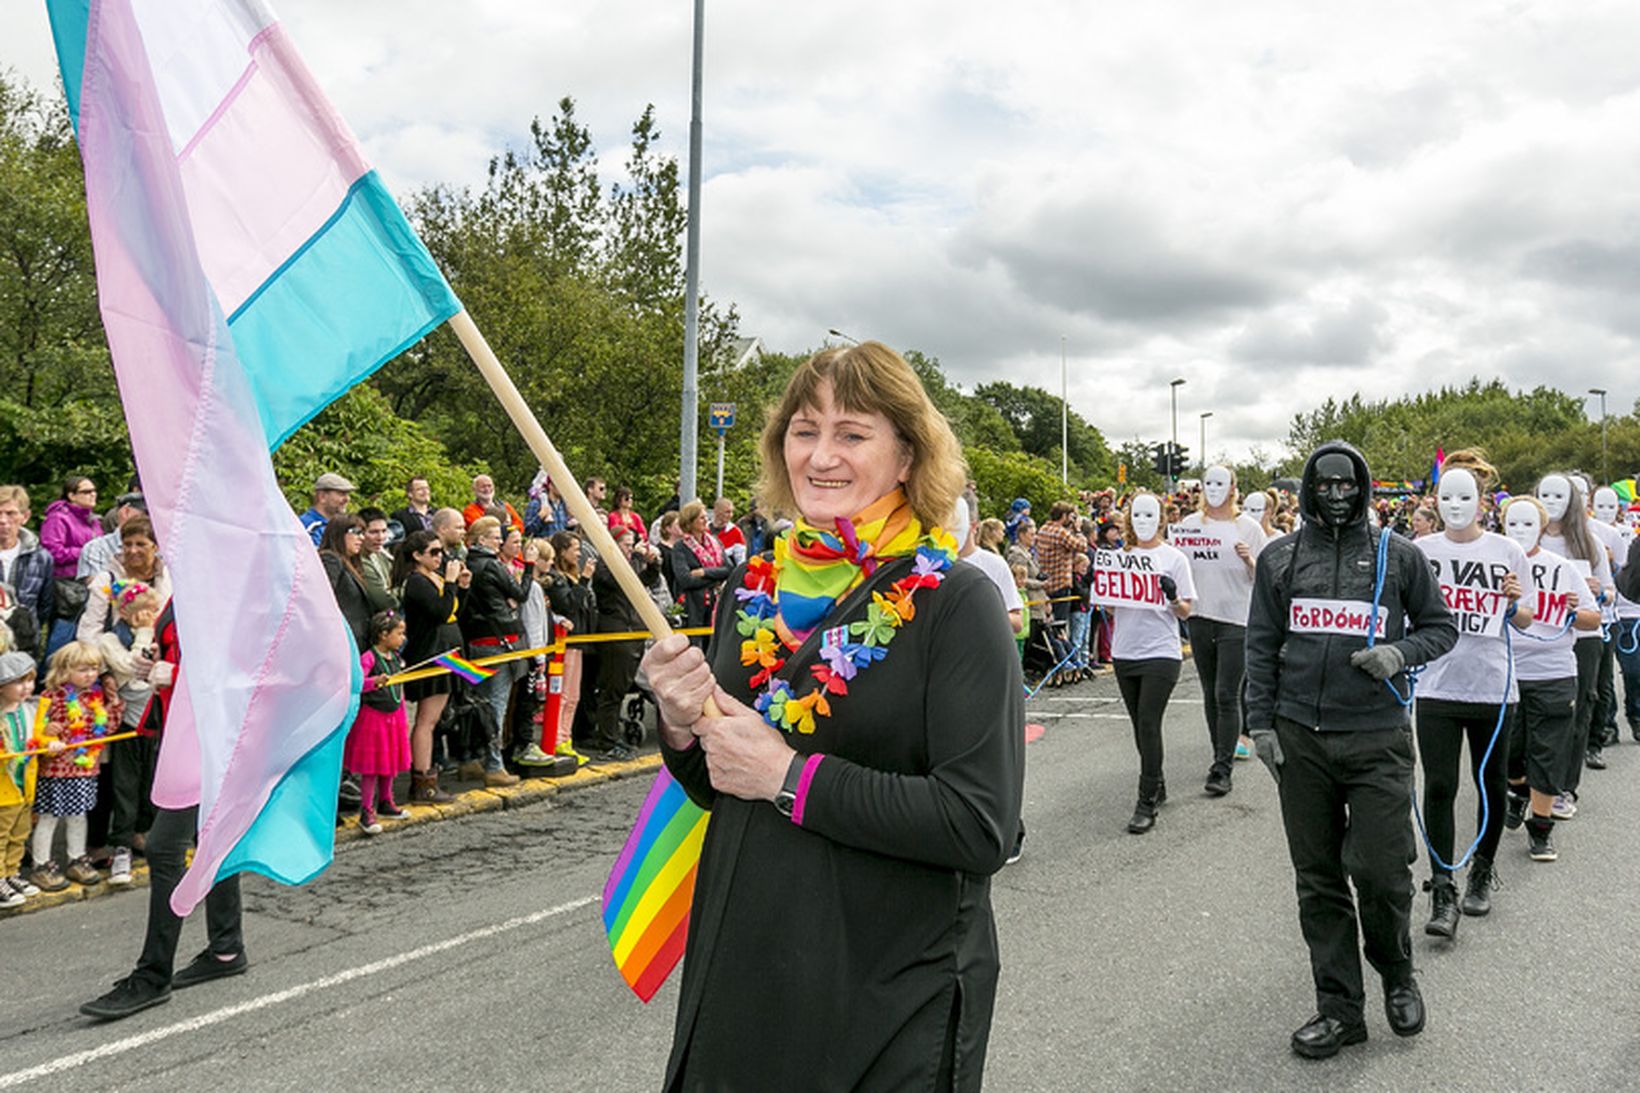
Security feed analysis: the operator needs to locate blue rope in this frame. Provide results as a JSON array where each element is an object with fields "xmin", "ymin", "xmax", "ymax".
[
  {"xmin": 1370, "ymin": 527, "xmax": 1512, "ymax": 874},
  {"xmin": 1621, "ymin": 618, "xmax": 1640, "ymax": 656},
  {"xmin": 1023, "ymin": 644, "xmax": 1082, "ymax": 700}
]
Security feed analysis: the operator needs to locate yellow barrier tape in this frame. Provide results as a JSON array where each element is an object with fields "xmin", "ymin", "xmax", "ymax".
[{"xmin": 379, "ymin": 626, "xmax": 713, "ymax": 687}]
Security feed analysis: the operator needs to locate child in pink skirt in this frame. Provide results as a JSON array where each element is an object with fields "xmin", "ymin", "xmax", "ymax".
[{"xmin": 346, "ymin": 611, "xmax": 412, "ymax": 835}]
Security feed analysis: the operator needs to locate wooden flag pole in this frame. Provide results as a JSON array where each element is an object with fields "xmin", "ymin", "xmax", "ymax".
[{"xmin": 446, "ymin": 309, "xmax": 722, "ymax": 719}]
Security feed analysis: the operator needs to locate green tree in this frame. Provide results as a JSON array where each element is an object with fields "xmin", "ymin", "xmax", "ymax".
[{"xmin": 972, "ymin": 380, "xmax": 1114, "ymax": 483}]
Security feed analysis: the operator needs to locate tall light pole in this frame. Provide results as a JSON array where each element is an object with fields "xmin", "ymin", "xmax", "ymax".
[
  {"xmin": 1060, "ymin": 335, "xmax": 1069, "ymax": 485},
  {"xmin": 1590, "ymin": 387, "xmax": 1609, "ymax": 483},
  {"xmin": 827, "ymin": 328, "xmax": 859, "ymax": 345},
  {"xmin": 1169, "ymin": 378, "xmax": 1185, "ymax": 491},
  {"xmin": 678, "ymin": 0, "xmax": 706, "ymax": 505},
  {"xmin": 1199, "ymin": 411, "xmax": 1213, "ymax": 477}
]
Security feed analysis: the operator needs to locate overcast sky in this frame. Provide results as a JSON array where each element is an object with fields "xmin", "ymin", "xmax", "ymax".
[{"xmin": 5, "ymin": 1, "xmax": 1632, "ymax": 463}]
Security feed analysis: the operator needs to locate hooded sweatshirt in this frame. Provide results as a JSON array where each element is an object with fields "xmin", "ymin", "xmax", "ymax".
[
  {"xmin": 39, "ymin": 499, "xmax": 103, "ymax": 578},
  {"xmin": 1245, "ymin": 440, "xmax": 1457, "ymax": 733}
]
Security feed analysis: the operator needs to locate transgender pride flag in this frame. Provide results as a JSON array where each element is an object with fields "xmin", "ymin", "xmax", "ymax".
[{"xmin": 46, "ymin": 0, "xmax": 460, "ymax": 913}]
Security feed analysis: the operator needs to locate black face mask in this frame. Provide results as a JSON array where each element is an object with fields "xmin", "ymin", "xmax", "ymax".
[{"xmin": 1310, "ymin": 453, "xmax": 1359, "ymax": 528}]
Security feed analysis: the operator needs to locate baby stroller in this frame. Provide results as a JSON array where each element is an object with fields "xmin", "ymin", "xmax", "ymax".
[{"xmin": 619, "ymin": 657, "xmax": 657, "ymax": 748}]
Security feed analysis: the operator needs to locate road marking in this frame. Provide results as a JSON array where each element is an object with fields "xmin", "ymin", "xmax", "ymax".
[{"xmin": 2, "ymin": 894, "xmax": 599, "ymax": 1089}]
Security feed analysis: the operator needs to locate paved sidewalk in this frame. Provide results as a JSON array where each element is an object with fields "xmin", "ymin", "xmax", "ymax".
[{"xmin": 0, "ymin": 751, "xmax": 663, "ymax": 920}]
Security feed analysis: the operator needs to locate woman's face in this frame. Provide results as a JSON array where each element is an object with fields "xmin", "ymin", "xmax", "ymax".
[
  {"xmin": 616, "ymin": 531, "xmax": 635, "ymax": 557},
  {"xmin": 783, "ymin": 382, "xmax": 912, "ymax": 527},
  {"xmin": 415, "ymin": 542, "xmax": 445, "ymax": 572},
  {"xmin": 1411, "ymin": 509, "xmax": 1434, "ymax": 535},
  {"xmin": 1017, "ymin": 523, "xmax": 1035, "ymax": 548},
  {"xmin": 121, "ymin": 534, "xmax": 157, "ymax": 575},
  {"xmin": 477, "ymin": 525, "xmax": 502, "ymax": 554},
  {"xmin": 561, "ymin": 538, "xmax": 580, "ymax": 567},
  {"xmin": 689, "ymin": 513, "xmax": 709, "ymax": 536},
  {"xmin": 498, "ymin": 529, "xmax": 520, "ymax": 559},
  {"xmin": 344, "ymin": 524, "xmax": 364, "ymax": 557},
  {"xmin": 70, "ymin": 480, "xmax": 97, "ymax": 510}
]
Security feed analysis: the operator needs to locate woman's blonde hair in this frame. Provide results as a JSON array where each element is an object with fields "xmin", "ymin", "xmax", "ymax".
[
  {"xmin": 1501, "ymin": 496, "xmax": 1547, "ymax": 545},
  {"xmin": 1120, "ymin": 490, "xmax": 1161, "ymax": 547},
  {"xmin": 678, "ymin": 500, "xmax": 708, "ymax": 536},
  {"xmin": 466, "ymin": 516, "xmax": 502, "ymax": 547},
  {"xmin": 528, "ymin": 538, "xmax": 555, "ymax": 579},
  {"xmin": 1440, "ymin": 448, "xmax": 1498, "ymax": 492},
  {"xmin": 757, "ymin": 341, "xmax": 966, "ymax": 529},
  {"xmin": 1196, "ymin": 468, "xmax": 1239, "ymax": 516},
  {"xmin": 46, "ymin": 640, "xmax": 103, "ymax": 689},
  {"xmin": 976, "ymin": 518, "xmax": 1006, "ymax": 554}
]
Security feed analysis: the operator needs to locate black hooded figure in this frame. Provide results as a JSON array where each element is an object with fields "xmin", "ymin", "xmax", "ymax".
[{"xmin": 1244, "ymin": 440, "xmax": 1458, "ymax": 1060}]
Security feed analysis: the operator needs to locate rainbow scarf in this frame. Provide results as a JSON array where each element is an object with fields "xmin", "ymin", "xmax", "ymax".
[{"xmin": 772, "ymin": 489, "xmax": 924, "ymax": 646}]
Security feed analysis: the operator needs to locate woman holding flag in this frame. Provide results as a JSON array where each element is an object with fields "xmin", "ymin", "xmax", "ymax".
[{"xmin": 641, "ymin": 342, "xmax": 1024, "ymax": 1092}]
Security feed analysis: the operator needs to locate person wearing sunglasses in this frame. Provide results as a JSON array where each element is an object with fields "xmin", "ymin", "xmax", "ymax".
[{"xmin": 391, "ymin": 530, "xmax": 465, "ymax": 803}]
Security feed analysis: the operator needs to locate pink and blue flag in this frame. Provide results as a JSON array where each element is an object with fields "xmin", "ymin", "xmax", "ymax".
[{"xmin": 46, "ymin": 0, "xmax": 461, "ymax": 913}]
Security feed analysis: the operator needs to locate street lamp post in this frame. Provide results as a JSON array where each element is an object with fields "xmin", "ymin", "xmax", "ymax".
[
  {"xmin": 1589, "ymin": 387, "xmax": 1609, "ymax": 483},
  {"xmin": 827, "ymin": 328, "xmax": 859, "ymax": 346},
  {"xmin": 1169, "ymin": 378, "xmax": 1186, "ymax": 491},
  {"xmin": 1199, "ymin": 411, "xmax": 1213, "ymax": 477},
  {"xmin": 1061, "ymin": 335, "xmax": 1069, "ymax": 485},
  {"xmin": 678, "ymin": 0, "xmax": 706, "ymax": 505}
]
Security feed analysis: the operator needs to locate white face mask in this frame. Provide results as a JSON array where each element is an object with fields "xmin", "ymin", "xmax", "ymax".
[
  {"xmin": 1243, "ymin": 493, "xmax": 1267, "ymax": 520},
  {"xmin": 1538, "ymin": 475, "xmax": 1571, "ymax": 521},
  {"xmin": 1202, "ymin": 467, "xmax": 1234, "ymax": 509},
  {"xmin": 947, "ymin": 503, "xmax": 972, "ymax": 554},
  {"xmin": 1504, "ymin": 501, "xmax": 1542, "ymax": 552},
  {"xmin": 1594, "ymin": 487, "xmax": 1621, "ymax": 526},
  {"xmin": 1130, "ymin": 496, "xmax": 1162, "ymax": 543},
  {"xmin": 1572, "ymin": 476, "xmax": 1593, "ymax": 508},
  {"xmin": 1438, "ymin": 469, "xmax": 1479, "ymax": 532}
]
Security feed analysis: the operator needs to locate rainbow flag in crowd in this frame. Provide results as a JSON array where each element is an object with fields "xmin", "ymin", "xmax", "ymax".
[
  {"xmin": 46, "ymin": 0, "xmax": 459, "ymax": 914},
  {"xmin": 603, "ymin": 769, "xmax": 709, "ymax": 1001},
  {"xmin": 433, "ymin": 652, "xmax": 495, "ymax": 684}
]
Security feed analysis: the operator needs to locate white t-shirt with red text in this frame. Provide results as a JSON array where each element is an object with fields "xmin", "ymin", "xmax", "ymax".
[
  {"xmin": 1415, "ymin": 531, "xmax": 1527, "ymax": 703},
  {"xmin": 1106, "ymin": 544, "xmax": 1196, "ymax": 662}
]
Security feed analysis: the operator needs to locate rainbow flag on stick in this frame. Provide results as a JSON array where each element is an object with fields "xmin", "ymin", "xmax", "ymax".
[
  {"xmin": 433, "ymin": 651, "xmax": 495, "ymax": 684},
  {"xmin": 603, "ymin": 769, "xmax": 709, "ymax": 1001}
]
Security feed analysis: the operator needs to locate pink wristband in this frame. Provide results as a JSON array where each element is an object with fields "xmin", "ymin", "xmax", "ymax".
[{"xmin": 791, "ymin": 753, "xmax": 825, "ymax": 827}]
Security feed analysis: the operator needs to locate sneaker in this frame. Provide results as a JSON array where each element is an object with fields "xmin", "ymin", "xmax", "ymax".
[
  {"xmin": 1585, "ymin": 747, "xmax": 1607, "ymax": 771},
  {"xmin": 1234, "ymin": 738, "xmax": 1252, "ymax": 761},
  {"xmin": 1551, "ymin": 794, "xmax": 1577, "ymax": 821},
  {"xmin": 586, "ymin": 744, "xmax": 637, "ymax": 764},
  {"xmin": 515, "ymin": 743, "xmax": 556, "ymax": 766},
  {"xmin": 28, "ymin": 862, "xmax": 67, "ymax": 893},
  {"xmin": 359, "ymin": 816, "xmax": 383, "ymax": 836},
  {"xmin": 79, "ymin": 975, "xmax": 172, "ymax": 1021},
  {"xmin": 377, "ymin": 802, "xmax": 411, "ymax": 821},
  {"xmin": 64, "ymin": 856, "xmax": 102, "ymax": 886},
  {"xmin": 1504, "ymin": 791, "xmax": 1528, "ymax": 831},
  {"xmin": 338, "ymin": 773, "xmax": 363, "ymax": 809},
  {"xmin": 1005, "ymin": 820, "xmax": 1026, "ymax": 865},
  {"xmin": 109, "ymin": 847, "xmax": 133, "ymax": 886},
  {"xmin": 1204, "ymin": 769, "xmax": 1232, "ymax": 797},
  {"xmin": 1528, "ymin": 825, "xmax": 1557, "ymax": 862},
  {"xmin": 9, "ymin": 874, "xmax": 40, "ymax": 897},
  {"xmin": 483, "ymin": 768, "xmax": 521, "ymax": 787},
  {"xmin": 0, "ymin": 878, "xmax": 23, "ymax": 909},
  {"xmin": 171, "ymin": 948, "xmax": 249, "ymax": 990}
]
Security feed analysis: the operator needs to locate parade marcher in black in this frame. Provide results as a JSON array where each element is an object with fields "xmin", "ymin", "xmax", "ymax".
[{"xmin": 1245, "ymin": 440, "xmax": 1458, "ymax": 1060}]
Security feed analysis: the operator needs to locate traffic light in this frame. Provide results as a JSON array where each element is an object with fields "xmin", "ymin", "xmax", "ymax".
[
  {"xmin": 1151, "ymin": 443, "xmax": 1170, "ymax": 477},
  {"xmin": 1169, "ymin": 445, "xmax": 1189, "ymax": 479}
]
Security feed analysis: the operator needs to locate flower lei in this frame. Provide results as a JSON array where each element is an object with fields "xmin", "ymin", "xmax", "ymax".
[
  {"xmin": 30, "ymin": 684, "xmax": 112, "ymax": 768},
  {"xmin": 738, "ymin": 536, "xmax": 956, "ymax": 735}
]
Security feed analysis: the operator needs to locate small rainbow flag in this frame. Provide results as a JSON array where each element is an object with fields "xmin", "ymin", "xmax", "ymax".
[
  {"xmin": 433, "ymin": 652, "xmax": 494, "ymax": 684},
  {"xmin": 603, "ymin": 769, "xmax": 709, "ymax": 1001}
]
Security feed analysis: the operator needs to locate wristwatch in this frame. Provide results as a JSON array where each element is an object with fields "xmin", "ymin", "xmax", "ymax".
[{"xmin": 773, "ymin": 752, "xmax": 806, "ymax": 819}]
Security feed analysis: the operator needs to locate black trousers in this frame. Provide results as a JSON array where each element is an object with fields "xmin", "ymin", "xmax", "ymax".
[
  {"xmin": 1508, "ymin": 678, "xmax": 1576, "ymax": 797},
  {"xmin": 1186, "ymin": 617, "xmax": 1245, "ymax": 775},
  {"xmin": 1594, "ymin": 631, "xmax": 1617, "ymax": 738},
  {"xmin": 1115, "ymin": 658, "xmax": 1180, "ymax": 798},
  {"xmin": 1274, "ymin": 718, "xmax": 1415, "ymax": 1022},
  {"xmin": 593, "ymin": 639, "xmax": 643, "ymax": 750},
  {"xmin": 133, "ymin": 805, "xmax": 244, "ymax": 988},
  {"xmin": 1415, "ymin": 699, "xmax": 1511, "ymax": 875},
  {"xmin": 1566, "ymin": 638, "xmax": 1603, "ymax": 795},
  {"xmin": 107, "ymin": 730, "xmax": 159, "ymax": 849}
]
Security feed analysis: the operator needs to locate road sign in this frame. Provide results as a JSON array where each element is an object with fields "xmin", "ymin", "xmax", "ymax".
[
  {"xmin": 1118, "ymin": 462, "xmax": 1127, "ymax": 485},
  {"xmin": 708, "ymin": 402, "xmax": 735, "ymax": 434}
]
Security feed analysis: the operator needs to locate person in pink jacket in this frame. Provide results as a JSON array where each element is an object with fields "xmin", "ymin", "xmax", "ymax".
[{"xmin": 40, "ymin": 477, "xmax": 103, "ymax": 579}]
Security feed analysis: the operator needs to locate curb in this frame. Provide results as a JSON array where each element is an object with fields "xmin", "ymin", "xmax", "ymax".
[{"xmin": 0, "ymin": 752, "xmax": 663, "ymax": 921}]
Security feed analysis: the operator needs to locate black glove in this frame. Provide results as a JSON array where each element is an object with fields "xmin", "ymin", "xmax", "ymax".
[
  {"xmin": 1250, "ymin": 729, "xmax": 1283, "ymax": 784},
  {"xmin": 1349, "ymin": 644, "xmax": 1405, "ymax": 681},
  {"xmin": 1159, "ymin": 575, "xmax": 1178, "ymax": 603}
]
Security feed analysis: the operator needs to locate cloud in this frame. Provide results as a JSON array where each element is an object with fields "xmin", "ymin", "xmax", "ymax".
[{"xmin": 8, "ymin": 0, "xmax": 1640, "ymax": 463}]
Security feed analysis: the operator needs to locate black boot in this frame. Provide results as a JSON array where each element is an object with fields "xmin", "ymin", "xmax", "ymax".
[
  {"xmin": 1460, "ymin": 857, "xmax": 1498, "ymax": 917},
  {"xmin": 1126, "ymin": 797, "xmax": 1157, "ymax": 834},
  {"xmin": 1424, "ymin": 876, "xmax": 1459, "ymax": 939},
  {"xmin": 1504, "ymin": 788, "xmax": 1528, "ymax": 831}
]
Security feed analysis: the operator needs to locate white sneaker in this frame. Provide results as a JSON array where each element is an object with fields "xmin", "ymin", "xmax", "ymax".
[
  {"xmin": 0, "ymin": 878, "xmax": 23, "ymax": 908},
  {"xmin": 108, "ymin": 847, "xmax": 134, "ymax": 886},
  {"xmin": 1550, "ymin": 794, "xmax": 1577, "ymax": 821},
  {"xmin": 360, "ymin": 818, "xmax": 383, "ymax": 836},
  {"xmin": 515, "ymin": 743, "xmax": 555, "ymax": 766},
  {"xmin": 8, "ymin": 874, "xmax": 39, "ymax": 897}
]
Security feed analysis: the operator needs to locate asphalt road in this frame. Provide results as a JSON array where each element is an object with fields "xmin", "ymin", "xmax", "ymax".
[{"xmin": 5, "ymin": 663, "xmax": 1640, "ymax": 1092}]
